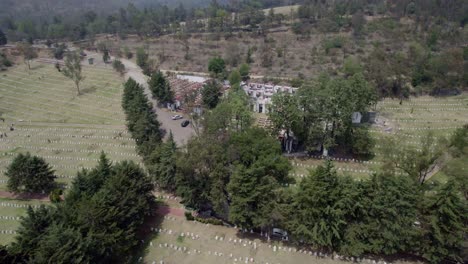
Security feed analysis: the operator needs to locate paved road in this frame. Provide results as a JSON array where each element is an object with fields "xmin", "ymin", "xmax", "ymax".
[
  {"xmin": 118, "ymin": 58, "xmax": 195, "ymax": 146},
  {"xmin": 84, "ymin": 53, "xmax": 195, "ymax": 146}
]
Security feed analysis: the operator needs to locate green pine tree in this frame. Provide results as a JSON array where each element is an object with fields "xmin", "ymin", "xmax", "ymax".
[
  {"xmin": 148, "ymin": 71, "xmax": 173, "ymax": 104},
  {"xmin": 148, "ymin": 131, "xmax": 178, "ymax": 191},
  {"xmin": 422, "ymin": 180, "xmax": 467, "ymax": 263},
  {"xmin": 288, "ymin": 161, "xmax": 346, "ymax": 249},
  {"xmin": 6, "ymin": 153, "xmax": 57, "ymax": 193}
]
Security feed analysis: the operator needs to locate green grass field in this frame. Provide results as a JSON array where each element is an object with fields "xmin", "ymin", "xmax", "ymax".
[
  {"xmin": 0, "ymin": 62, "xmax": 140, "ymax": 245},
  {"xmin": 0, "ymin": 62, "xmax": 140, "ymax": 188}
]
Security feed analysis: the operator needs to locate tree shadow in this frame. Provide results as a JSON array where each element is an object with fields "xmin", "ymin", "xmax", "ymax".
[
  {"xmin": 80, "ymin": 85, "xmax": 97, "ymax": 95},
  {"xmin": 130, "ymin": 200, "xmax": 167, "ymax": 262}
]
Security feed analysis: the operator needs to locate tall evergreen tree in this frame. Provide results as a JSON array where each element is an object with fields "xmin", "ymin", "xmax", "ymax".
[
  {"xmin": 148, "ymin": 71, "xmax": 173, "ymax": 104},
  {"xmin": 8, "ymin": 158, "xmax": 154, "ymax": 263},
  {"xmin": 288, "ymin": 161, "xmax": 346, "ymax": 249},
  {"xmin": 0, "ymin": 28, "xmax": 7, "ymax": 45},
  {"xmin": 421, "ymin": 180, "xmax": 467, "ymax": 263},
  {"xmin": 147, "ymin": 131, "xmax": 177, "ymax": 191},
  {"xmin": 202, "ymin": 80, "xmax": 221, "ymax": 109},
  {"xmin": 227, "ymin": 128, "xmax": 292, "ymax": 230},
  {"xmin": 67, "ymin": 152, "xmax": 112, "ymax": 204},
  {"xmin": 340, "ymin": 173, "xmax": 421, "ymax": 256},
  {"xmin": 122, "ymin": 78, "xmax": 162, "ymax": 157},
  {"xmin": 9, "ymin": 206, "xmax": 55, "ymax": 261},
  {"xmin": 6, "ymin": 153, "xmax": 56, "ymax": 193}
]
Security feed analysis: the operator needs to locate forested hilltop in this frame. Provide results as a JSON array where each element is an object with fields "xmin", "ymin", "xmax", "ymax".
[
  {"xmin": 2, "ymin": 0, "xmax": 466, "ymax": 96},
  {"xmin": 0, "ymin": 1, "xmax": 467, "ymax": 263}
]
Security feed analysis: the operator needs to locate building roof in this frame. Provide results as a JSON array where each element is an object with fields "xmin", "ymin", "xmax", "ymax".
[{"xmin": 176, "ymin": 75, "xmax": 207, "ymax": 84}]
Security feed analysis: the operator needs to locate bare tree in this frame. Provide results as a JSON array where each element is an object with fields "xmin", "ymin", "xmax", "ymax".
[
  {"xmin": 17, "ymin": 43, "xmax": 37, "ymax": 70},
  {"xmin": 62, "ymin": 52, "xmax": 85, "ymax": 95}
]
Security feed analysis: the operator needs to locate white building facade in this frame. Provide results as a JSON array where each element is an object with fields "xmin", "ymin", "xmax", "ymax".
[{"xmin": 241, "ymin": 82, "xmax": 298, "ymax": 114}]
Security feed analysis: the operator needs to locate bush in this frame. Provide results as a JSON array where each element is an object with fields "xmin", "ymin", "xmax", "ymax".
[
  {"xmin": 49, "ymin": 189, "xmax": 63, "ymax": 203},
  {"xmin": 184, "ymin": 211, "xmax": 195, "ymax": 221},
  {"xmin": 323, "ymin": 36, "xmax": 346, "ymax": 54},
  {"xmin": 194, "ymin": 216, "xmax": 223, "ymax": 226},
  {"xmin": 112, "ymin": 59, "xmax": 125, "ymax": 76}
]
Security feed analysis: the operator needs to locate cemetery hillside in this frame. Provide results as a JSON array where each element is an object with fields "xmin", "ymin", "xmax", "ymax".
[{"xmin": 0, "ymin": 0, "xmax": 467, "ymax": 264}]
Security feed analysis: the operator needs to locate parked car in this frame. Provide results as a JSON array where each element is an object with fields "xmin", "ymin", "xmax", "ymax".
[
  {"xmin": 272, "ymin": 228, "xmax": 288, "ymax": 240},
  {"xmin": 171, "ymin": 115, "xmax": 183, "ymax": 120},
  {"xmin": 181, "ymin": 120, "xmax": 190, "ymax": 127}
]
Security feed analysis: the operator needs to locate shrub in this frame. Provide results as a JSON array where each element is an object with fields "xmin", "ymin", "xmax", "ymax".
[
  {"xmin": 184, "ymin": 211, "xmax": 195, "ymax": 221},
  {"xmin": 323, "ymin": 36, "xmax": 346, "ymax": 54},
  {"xmin": 194, "ymin": 216, "xmax": 223, "ymax": 226}
]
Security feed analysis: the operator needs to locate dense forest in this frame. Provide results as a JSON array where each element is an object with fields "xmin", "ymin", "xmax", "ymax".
[
  {"xmin": 120, "ymin": 73, "xmax": 468, "ymax": 263},
  {"xmin": 2, "ymin": 0, "xmax": 466, "ymax": 96}
]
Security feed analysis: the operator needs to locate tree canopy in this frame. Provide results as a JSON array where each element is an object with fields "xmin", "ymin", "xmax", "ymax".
[
  {"xmin": 6, "ymin": 155, "xmax": 154, "ymax": 263},
  {"xmin": 148, "ymin": 71, "xmax": 174, "ymax": 104},
  {"xmin": 201, "ymin": 80, "xmax": 221, "ymax": 109},
  {"xmin": 0, "ymin": 28, "xmax": 7, "ymax": 45},
  {"xmin": 62, "ymin": 51, "xmax": 85, "ymax": 95},
  {"xmin": 208, "ymin": 56, "xmax": 226, "ymax": 78},
  {"xmin": 6, "ymin": 152, "xmax": 56, "ymax": 194}
]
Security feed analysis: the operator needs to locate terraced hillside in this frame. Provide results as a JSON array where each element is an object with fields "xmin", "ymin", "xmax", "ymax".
[{"xmin": 289, "ymin": 94, "xmax": 468, "ymax": 181}]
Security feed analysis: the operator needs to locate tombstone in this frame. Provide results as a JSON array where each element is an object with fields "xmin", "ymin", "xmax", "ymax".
[{"xmin": 88, "ymin": 58, "xmax": 94, "ymax": 65}]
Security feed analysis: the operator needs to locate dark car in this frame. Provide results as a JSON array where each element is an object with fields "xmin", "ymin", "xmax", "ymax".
[{"xmin": 181, "ymin": 120, "xmax": 190, "ymax": 127}]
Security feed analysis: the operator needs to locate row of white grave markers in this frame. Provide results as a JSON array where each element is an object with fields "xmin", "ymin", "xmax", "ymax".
[
  {"xmin": 0, "ymin": 99, "xmax": 99, "ymax": 123},
  {"xmin": 148, "ymin": 224, "xmax": 393, "ymax": 264},
  {"xmin": 0, "ymin": 76, "xmax": 121, "ymax": 103},
  {"xmin": 381, "ymin": 107, "xmax": 468, "ymax": 111},
  {"xmin": 0, "ymin": 139, "xmax": 136, "ymax": 149},
  {"xmin": 0, "ymin": 216, "xmax": 21, "ymax": 220},
  {"xmin": 0, "ymin": 98, "xmax": 122, "ymax": 122},
  {"xmin": 390, "ymin": 119, "xmax": 468, "ymax": 123},
  {"xmin": 370, "ymin": 129, "xmax": 453, "ymax": 137},
  {"xmin": 9, "ymin": 67, "xmax": 122, "ymax": 88},
  {"xmin": 0, "ymin": 78, "xmax": 120, "ymax": 112},
  {"xmin": 0, "ymin": 87, "xmax": 119, "ymax": 116},
  {"xmin": 0, "ymin": 81, "xmax": 120, "ymax": 108},
  {"xmin": 294, "ymin": 156, "xmax": 382, "ymax": 165},
  {"xmin": 378, "ymin": 102, "xmax": 464, "ymax": 106},
  {"xmin": 8, "ymin": 173, "xmax": 134, "ymax": 180},
  {"xmin": 381, "ymin": 97, "xmax": 468, "ymax": 102},
  {"xmin": 0, "ymin": 202, "xmax": 41, "ymax": 208},
  {"xmin": 150, "ymin": 227, "xmax": 200, "ymax": 240},
  {"xmin": 398, "ymin": 126, "xmax": 461, "ymax": 130},
  {"xmin": 0, "ymin": 230, "xmax": 17, "ymax": 234},
  {"xmin": 5, "ymin": 132, "xmax": 134, "ymax": 141},
  {"xmin": 33, "ymin": 66, "xmax": 122, "ymax": 84},
  {"xmin": 13, "ymin": 127, "xmax": 130, "ymax": 135},
  {"xmin": 15, "ymin": 146, "xmax": 139, "ymax": 157},
  {"xmin": 38, "ymin": 155, "xmax": 142, "ymax": 165},
  {"xmin": 0, "ymin": 94, "xmax": 123, "ymax": 122},
  {"xmin": 156, "ymin": 195, "xmax": 180, "ymax": 201}
]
